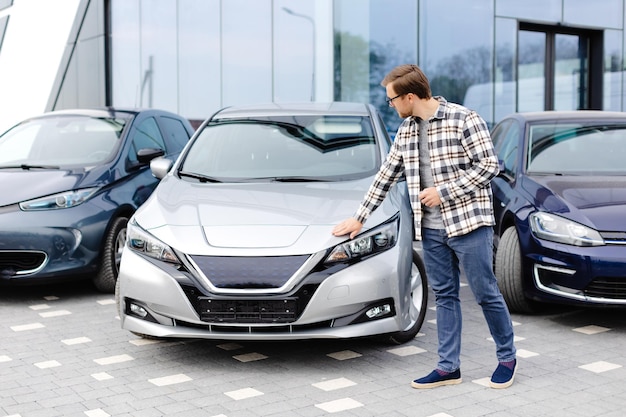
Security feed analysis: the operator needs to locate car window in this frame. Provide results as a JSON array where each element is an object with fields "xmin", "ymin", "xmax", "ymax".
[
  {"xmin": 0, "ymin": 115, "xmax": 124, "ymax": 167},
  {"xmin": 181, "ymin": 115, "xmax": 379, "ymax": 181},
  {"xmin": 128, "ymin": 117, "xmax": 167, "ymax": 164},
  {"xmin": 492, "ymin": 120, "xmax": 519, "ymax": 178},
  {"xmin": 159, "ymin": 116, "xmax": 191, "ymax": 152},
  {"xmin": 528, "ymin": 123, "xmax": 626, "ymax": 175}
]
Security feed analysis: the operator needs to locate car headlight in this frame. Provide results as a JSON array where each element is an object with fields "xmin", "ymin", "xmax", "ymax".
[
  {"xmin": 126, "ymin": 219, "xmax": 180, "ymax": 263},
  {"xmin": 19, "ymin": 188, "xmax": 98, "ymax": 211},
  {"xmin": 325, "ymin": 216, "xmax": 399, "ymax": 264},
  {"xmin": 529, "ymin": 212, "xmax": 605, "ymax": 247}
]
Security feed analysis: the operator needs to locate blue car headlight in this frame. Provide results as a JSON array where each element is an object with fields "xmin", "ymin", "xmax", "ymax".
[
  {"xmin": 126, "ymin": 219, "xmax": 180, "ymax": 264},
  {"xmin": 19, "ymin": 187, "xmax": 98, "ymax": 211},
  {"xmin": 529, "ymin": 212, "xmax": 605, "ymax": 247},
  {"xmin": 325, "ymin": 217, "xmax": 399, "ymax": 264}
]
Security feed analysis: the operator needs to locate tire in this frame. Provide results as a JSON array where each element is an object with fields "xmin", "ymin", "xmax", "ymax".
[
  {"xmin": 385, "ymin": 250, "xmax": 429, "ymax": 344},
  {"xmin": 494, "ymin": 226, "xmax": 538, "ymax": 313},
  {"xmin": 93, "ymin": 216, "xmax": 128, "ymax": 293}
]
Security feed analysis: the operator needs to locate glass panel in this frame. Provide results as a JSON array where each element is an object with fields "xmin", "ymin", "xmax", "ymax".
[
  {"xmin": 604, "ymin": 30, "xmax": 623, "ymax": 111},
  {"xmin": 274, "ymin": 1, "xmax": 317, "ymax": 102},
  {"xmin": 159, "ymin": 116, "xmax": 191, "ymax": 151},
  {"xmin": 420, "ymin": 0, "xmax": 493, "ymax": 116},
  {"xmin": 370, "ymin": 0, "xmax": 417, "ymax": 132},
  {"xmin": 518, "ymin": 30, "xmax": 545, "ymax": 112},
  {"xmin": 111, "ymin": 0, "xmax": 141, "ymax": 108},
  {"xmin": 496, "ymin": 0, "xmax": 560, "ymax": 21},
  {"xmin": 54, "ymin": 0, "xmax": 106, "ymax": 109},
  {"xmin": 222, "ymin": 0, "xmax": 272, "ymax": 106},
  {"xmin": 491, "ymin": 18, "xmax": 517, "ymax": 124},
  {"xmin": 554, "ymin": 34, "xmax": 587, "ymax": 111},
  {"xmin": 564, "ymin": 0, "xmax": 623, "ymax": 30},
  {"xmin": 334, "ymin": 0, "xmax": 370, "ymax": 104},
  {"xmin": 178, "ymin": 0, "xmax": 220, "ymax": 122},
  {"xmin": 138, "ymin": 0, "xmax": 178, "ymax": 112}
]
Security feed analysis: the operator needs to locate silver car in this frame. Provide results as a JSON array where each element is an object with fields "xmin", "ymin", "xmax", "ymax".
[{"xmin": 116, "ymin": 102, "xmax": 428, "ymax": 343}]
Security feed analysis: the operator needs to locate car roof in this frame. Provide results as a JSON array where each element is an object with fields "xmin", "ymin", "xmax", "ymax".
[
  {"xmin": 27, "ymin": 107, "xmax": 186, "ymax": 121},
  {"xmin": 211, "ymin": 102, "xmax": 373, "ymax": 119},
  {"xmin": 504, "ymin": 110, "xmax": 626, "ymax": 123}
]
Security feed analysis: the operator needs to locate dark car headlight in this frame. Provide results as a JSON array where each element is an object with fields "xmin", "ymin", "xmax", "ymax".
[
  {"xmin": 325, "ymin": 217, "xmax": 398, "ymax": 264},
  {"xmin": 529, "ymin": 212, "xmax": 605, "ymax": 247},
  {"xmin": 126, "ymin": 219, "xmax": 180, "ymax": 264},
  {"xmin": 19, "ymin": 188, "xmax": 98, "ymax": 211}
]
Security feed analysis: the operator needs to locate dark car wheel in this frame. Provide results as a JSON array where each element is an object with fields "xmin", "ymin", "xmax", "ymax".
[
  {"xmin": 385, "ymin": 250, "xmax": 429, "ymax": 345},
  {"xmin": 495, "ymin": 226, "xmax": 539, "ymax": 314},
  {"xmin": 93, "ymin": 216, "xmax": 128, "ymax": 293}
]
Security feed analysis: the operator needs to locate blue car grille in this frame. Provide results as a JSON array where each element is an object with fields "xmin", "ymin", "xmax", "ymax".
[
  {"xmin": 189, "ymin": 255, "xmax": 309, "ymax": 289},
  {"xmin": 584, "ymin": 277, "xmax": 626, "ymax": 299}
]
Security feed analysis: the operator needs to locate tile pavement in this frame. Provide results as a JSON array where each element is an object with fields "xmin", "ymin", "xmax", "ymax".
[{"xmin": 1, "ymin": 278, "xmax": 626, "ymax": 417}]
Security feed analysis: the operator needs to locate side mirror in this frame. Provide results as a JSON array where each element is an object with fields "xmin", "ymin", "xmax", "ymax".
[
  {"xmin": 137, "ymin": 148, "xmax": 165, "ymax": 164},
  {"xmin": 150, "ymin": 157, "xmax": 173, "ymax": 179}
]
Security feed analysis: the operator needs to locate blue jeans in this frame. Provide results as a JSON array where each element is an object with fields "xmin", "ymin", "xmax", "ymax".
[{"xmin": 422, "ymin": 227, "xmax": 516, "ymax": 372}]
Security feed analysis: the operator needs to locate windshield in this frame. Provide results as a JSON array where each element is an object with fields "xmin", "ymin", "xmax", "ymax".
[
  {"xmin": 180, "ymin": 115, "xmax": 380, "ymax": 181},
  {"xmin": 0, "ymin": 115, "xmax": 126, "ymax": 168},
  {"xmin": 527, "ymin": 122, "xmax": 626, "ymax": 175}
]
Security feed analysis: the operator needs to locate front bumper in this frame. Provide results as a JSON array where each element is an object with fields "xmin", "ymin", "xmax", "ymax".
[
  {"xmin": 525, "ymin": 239, "xmax": 626, "ymax": 306},
  {"xmin": 117, "ymin": 243, "xmax": 411, "ymax": 340},
  {"xmin": 0, "ymin": 205, "xmax": 109, "ymax": 283}
]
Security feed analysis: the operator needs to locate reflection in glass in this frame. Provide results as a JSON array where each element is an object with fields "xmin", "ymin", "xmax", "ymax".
[
  {"xmin": 518, "ymin": 30, "xmax": 545, "ymax": 112},
  {"xmin": 554, "ymin": 34, "xmax": 588, "ymax": 111}
]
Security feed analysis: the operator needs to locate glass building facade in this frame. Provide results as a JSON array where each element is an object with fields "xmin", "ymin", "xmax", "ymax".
[{"xmin": 49, "ymin": 0, "xmax": 626, "ymax": 132}]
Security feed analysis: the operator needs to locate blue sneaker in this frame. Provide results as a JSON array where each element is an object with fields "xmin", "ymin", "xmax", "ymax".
[
  {"xmin": 490, "ymin": 359, "xmax": 517, "ymax": 389},
  {"xmin": 411, "ymin": 369, "xmax": 462, "ymax": 389}
]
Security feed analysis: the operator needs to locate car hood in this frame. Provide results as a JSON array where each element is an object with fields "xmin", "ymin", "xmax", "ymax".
[
  {"xmin": 522, "ymin": 175, "xmax": 626, "ymax": 232},
  {"xmin": 0, "ymin": 167, "xmax": 113, "ymax": 206},
  {"xmin": 135, "ymin": 175, "xmax": 400, "ymax": 255}
]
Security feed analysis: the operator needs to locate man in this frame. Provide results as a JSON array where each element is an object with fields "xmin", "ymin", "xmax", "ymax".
[{"xmin": 332, "ymin": 64, "xmax": 517, "ymax": 389}]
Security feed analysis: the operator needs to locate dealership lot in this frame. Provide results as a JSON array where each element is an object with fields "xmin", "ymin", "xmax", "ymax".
[{"xmin": 2, "ymin": 278, "xmax": 626, "ymax": 417}]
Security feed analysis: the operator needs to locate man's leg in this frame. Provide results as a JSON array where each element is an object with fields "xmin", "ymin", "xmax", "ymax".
[
  {"xmin": 421, "ymin": 228, "xmax": 462, "ymax": 373},
  {"xmin": 450, "ymin": 226, "xmax": 517, "ymax": 388}
]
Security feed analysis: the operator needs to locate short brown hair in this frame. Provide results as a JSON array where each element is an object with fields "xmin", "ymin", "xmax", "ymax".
[{"xmin": 381, "ymin": 64, "xmax": 432, "ymax": 99}]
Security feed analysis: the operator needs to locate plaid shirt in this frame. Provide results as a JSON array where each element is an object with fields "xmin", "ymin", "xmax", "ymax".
[{"xmin": 355, "ymin": 97, "xmax": 498, "ymax": 240}]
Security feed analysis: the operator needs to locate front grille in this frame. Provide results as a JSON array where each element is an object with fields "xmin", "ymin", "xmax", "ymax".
[
  {"xmin": 181, "ymin": 283, "xmax": 318, "ymax": 324},
  {"xmin": 584, "ymin": 277, "xmax": 626, "ymax": 299},
  {"xmin": 600, "ymin": 231, "xmax": 626, "ymax": 245},
  {"xmin": 200, "ymin": 298, "xmax": 298, "ymax": 322},
  {"xmin": 190, "ymin": 255, "xmax": 309, "ymax": 289},
  {"xmin": 0, "ymin": 251, "xmax": 47, "ymax": 276}
]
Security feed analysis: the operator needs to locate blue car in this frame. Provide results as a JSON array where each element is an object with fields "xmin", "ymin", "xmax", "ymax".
[
  {"xmin": 491, "ymin": 111, "xmax": 626, "ymax": 313},
  {"xmin": 0, "ymin": 108, "xmax": 194, "ymax": 292}
]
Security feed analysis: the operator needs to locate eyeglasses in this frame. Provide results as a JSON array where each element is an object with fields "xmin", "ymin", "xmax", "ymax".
[{"xmin": 386, "ymin": 93, "xmax": 405, "ymax": 106}]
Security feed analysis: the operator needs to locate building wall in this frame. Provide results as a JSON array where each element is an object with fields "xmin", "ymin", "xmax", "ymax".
[{"xmin": 1, "ymin": 0, "xmax": 624, "ymax": 134}]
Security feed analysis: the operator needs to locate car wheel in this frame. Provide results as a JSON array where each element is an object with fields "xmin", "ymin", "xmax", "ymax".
[
  {"xmin": 385, "ymin": 250, "xmax": 429, "ymax": 345},
  {"xmin": 93, "ymin": 216, "xmax": 128, "ymax": 293},
  {"xmin": 494, "ymin": 226, "xmax": 538, "ymax": 314}
]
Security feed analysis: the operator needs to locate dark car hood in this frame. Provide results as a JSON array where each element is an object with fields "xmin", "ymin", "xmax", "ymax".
[
  {"xmin": 0, "ymin": 168, "xmax": 110, "ymax": 206},
  {"xmin": 522, "ymin": 175, "xmax": 626, "ymax": 232}
]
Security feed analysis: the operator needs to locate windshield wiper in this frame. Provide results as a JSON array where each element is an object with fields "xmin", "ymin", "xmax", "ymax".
[
  {"xmin": 178, "ymin": 171, "xmax": 222, "ymax": 183},
  {"xmin": 0, "ymin": 164, "xmax": 61, "ymax": 170},
  {"xmin": 255, "ymin": 176, "xmax": 329, "ymax": 182}
]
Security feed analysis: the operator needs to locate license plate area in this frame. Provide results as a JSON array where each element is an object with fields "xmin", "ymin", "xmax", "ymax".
[{"xmin": 199, "ymin": 298, "xmax": 298, "ymax": 323}]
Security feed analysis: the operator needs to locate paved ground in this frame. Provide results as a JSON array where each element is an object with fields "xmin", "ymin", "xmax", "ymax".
[{"xmin": 2, "ymin": 276, "xmax": 626, "ymax": 417}]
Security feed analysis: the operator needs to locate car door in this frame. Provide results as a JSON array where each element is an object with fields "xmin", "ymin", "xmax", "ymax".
[{"xmin": 491, "ymin": 118, "xmax": 521, "ymax": 237}]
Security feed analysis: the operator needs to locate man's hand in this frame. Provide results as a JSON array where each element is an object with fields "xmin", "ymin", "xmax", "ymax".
[
  {"xmin": 332, "ymin": 218, "xmax": 363, "ymax": 239},
  {"xmin": 419, "ymin": 187, "xmax": 442, "ymax": 207}
]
